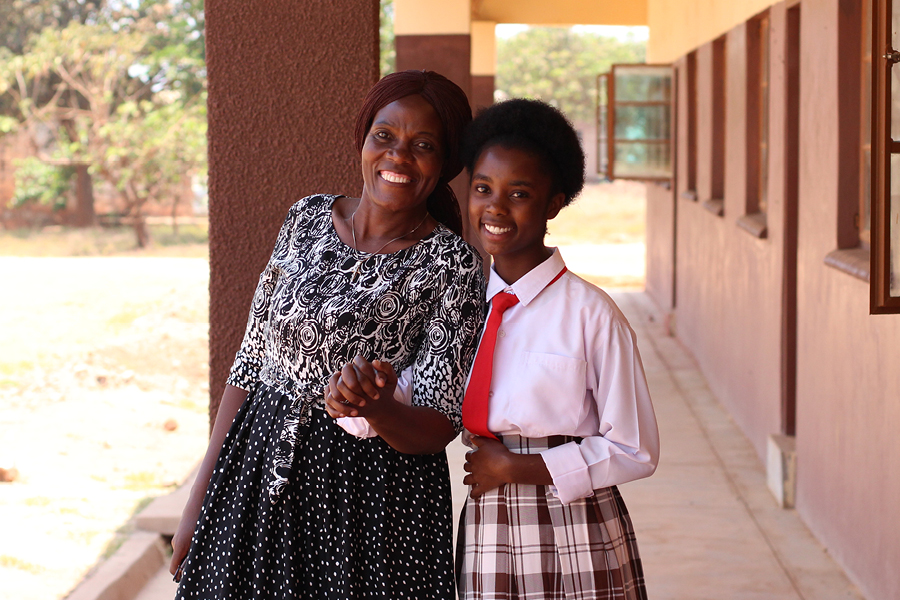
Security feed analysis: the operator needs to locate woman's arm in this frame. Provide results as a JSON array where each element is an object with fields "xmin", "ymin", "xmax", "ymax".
[
  {"xmin": 325, "ymin": 358, "xmax": 456, "ymax": 454},
  {"xmin": 169, "ymin": 384, "xmax": 249, "ymax": 577}
]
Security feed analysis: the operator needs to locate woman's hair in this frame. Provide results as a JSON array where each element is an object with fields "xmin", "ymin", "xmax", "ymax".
[
  {"xmin": 461, "ymin": 98, "xmax": 585, "ymax": 207},
  {"xmin": 354, "ymin": 70, "xmax": 472, "ymax": 236}
]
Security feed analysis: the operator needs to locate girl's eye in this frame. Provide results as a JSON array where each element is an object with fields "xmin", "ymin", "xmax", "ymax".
[
  {"xmin": 511, "ymin": 190, "xmax": 528, "ymax": 199},
  {"xmin": 474, "ymin": 184, "xmax": 490, "ymax": 194},
  {"xmin": 416, "ymin": 141, "xmax": 434, "ymax": 151}
]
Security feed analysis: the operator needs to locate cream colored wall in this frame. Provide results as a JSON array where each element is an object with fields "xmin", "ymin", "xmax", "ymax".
[
  {"xmin": 647, "ymin": 0, "xmax": 780, "ymax": 63},
  {"xmin": 394, "ymin": 0, "xmax": 470, "ymax": 34},
  {"xmin": 474, "ymin": 0, "xmax": 646, "ymax": 26},
  {"xmin": 471, "ymin": 21, "xmax": 497, "ymax": 76}
]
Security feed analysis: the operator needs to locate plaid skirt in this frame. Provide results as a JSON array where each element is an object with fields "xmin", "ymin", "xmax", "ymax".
[{"xmin": 457, "ymin": 435, "xmax": 648, "ymax": 600}]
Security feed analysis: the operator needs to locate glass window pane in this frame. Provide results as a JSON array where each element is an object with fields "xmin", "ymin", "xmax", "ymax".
[
  {"xmin": 614, "ymin": 65, "xmax": 673, "ymax": 102},
  {"xmin": 890, "ymin": 65, "xmax": 900, "ymax": 139},
  {"xmin": 893, "ymin": 0, "xmax": 900, "ymax": 52},
  {"xmin": 891, "ymin": 154, "xmax": 900, "ymax": 297},
  {"xmin": 614, "ymin": 141, "xmax": 671, "ymax": 179},
  {"xmin": 597, "ymin": 75, "xmax": 608, "ymax": 176},
  {"xmin": 614, "ymin": 105, "xmax": 671, "ymax": 141}
]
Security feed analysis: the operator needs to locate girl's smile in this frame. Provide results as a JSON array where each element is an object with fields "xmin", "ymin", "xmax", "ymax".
[{"xmin": 468, "ymin": 144, "xmax": 565, "ymax": 283}]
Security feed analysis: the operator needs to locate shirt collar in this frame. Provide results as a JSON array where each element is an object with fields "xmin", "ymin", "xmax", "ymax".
[{"xmin": 486, "ymin": 248, "xmax": 567, "ymax": 307}]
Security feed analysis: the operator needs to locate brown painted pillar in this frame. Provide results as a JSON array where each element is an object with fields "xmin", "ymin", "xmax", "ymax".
[
  {"xmin": 205, "ymin": 0, "xmax": 379, "ymax": 424},
  {"xmin": 393, "ymin": 0, "xmax": 479, "ymax": 245}
]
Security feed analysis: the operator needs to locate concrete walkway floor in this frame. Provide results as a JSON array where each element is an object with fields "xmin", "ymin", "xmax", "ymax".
[{"xmin": 101, "ymin": 291, "xmax": 865, "ymax": 600}]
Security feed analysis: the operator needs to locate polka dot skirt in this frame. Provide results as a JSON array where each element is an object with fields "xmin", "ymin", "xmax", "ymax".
[{"xmin": 175, "ymin": 383, "xmax": 456, "ymax": 599}]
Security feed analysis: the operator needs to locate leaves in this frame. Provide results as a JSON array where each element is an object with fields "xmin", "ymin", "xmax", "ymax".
[
  {"xmin": 0, "ymin": 0, "xmax": 207, "ymax": 246},
  {"xmin": 496, "ymin": 27, "xmax": 646, "ymax": 123}
]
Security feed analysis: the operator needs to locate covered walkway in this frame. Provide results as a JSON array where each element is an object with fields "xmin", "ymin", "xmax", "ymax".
[{"xmin": 85, "ymin": 289, "xmax": 863, "ymax": 600}]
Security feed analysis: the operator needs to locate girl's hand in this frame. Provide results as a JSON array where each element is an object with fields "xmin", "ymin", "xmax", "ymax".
[{"xmin": 463, "ymin": 436, "xmax": 512, "ymax": 498}]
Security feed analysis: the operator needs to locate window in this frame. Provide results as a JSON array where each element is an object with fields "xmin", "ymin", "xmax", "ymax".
[
  {"xmin": 683, "ymin": 51, "xmax": 698, "ymax": 200},
  {"xmin": 602, "ymin": 64, "xmax": 674, "ymax": 181},
  {"xmin": 871, "ymin": 0, "xmax": 900, "ymax": 311},
  {"xmin": 861, "ymin": 0, "xmax": 873, "ymax": 247},
  {"xmin": 597, "ymin": 73, "xmax": 610, "ymax": 178},
  {"xmin": 739, "ymin": 13, "xmax": 770, "ymax": 237},
  {"xmin": 705, "ymin": 35, "xmax": 727, "ymax": 216}
]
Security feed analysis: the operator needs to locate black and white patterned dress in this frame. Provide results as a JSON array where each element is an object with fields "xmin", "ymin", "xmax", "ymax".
[{"xmin": 175, "ymin": 194, "xmax": 486, "ymax": 600}]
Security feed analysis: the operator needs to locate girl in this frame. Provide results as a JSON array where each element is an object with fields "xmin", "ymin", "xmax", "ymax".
[
  {"xmin": 455, "ymin": 98, "xmax": 659, "ymax": 599},
  {"xmin": 327, "ymin": 98, "xmax": 659, "ymax": 599}
]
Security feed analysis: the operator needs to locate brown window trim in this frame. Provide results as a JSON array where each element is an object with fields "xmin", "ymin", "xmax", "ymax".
[
  {"xmin": 737, "ymin": 212, "xmax": 768, "ymax": 238},
  {"xmin": 870, "ymin": 0, "xmax": 900, "ymax": 312},
  {"xmin": 824, "ymin": 247, "xmax": 870, "ymax": 282},
  {"xmin": 702, "ymin": 198, "xmax": 724, "ymax": 216}
]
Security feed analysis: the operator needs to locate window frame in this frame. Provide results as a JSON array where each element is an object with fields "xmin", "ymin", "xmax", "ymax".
[
  {"xmin": 605, "ymin": 63, "xmax": 674, "ymax": 182},
  {"xmin": 871, "ymin": 0, "xmax": 900, "ymax": 312},
  {"xmin": 739, "ymin": 12, "xmax": 771, "ymax": 238}
]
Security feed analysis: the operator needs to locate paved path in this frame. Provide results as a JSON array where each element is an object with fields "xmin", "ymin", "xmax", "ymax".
[{"xmin": 134, "ymin": 290, "xmax": 865, "ymax": 600}]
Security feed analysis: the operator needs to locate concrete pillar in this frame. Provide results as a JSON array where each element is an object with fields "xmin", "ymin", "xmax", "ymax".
[{"xmin": 205, "ymin": 0, "xmax": 380, "ymax": 423}]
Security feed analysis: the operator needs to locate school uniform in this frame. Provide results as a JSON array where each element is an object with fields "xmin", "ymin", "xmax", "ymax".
[{"xmin": 458, "ymin": 248, "xmax": 659, "ymax": 600}]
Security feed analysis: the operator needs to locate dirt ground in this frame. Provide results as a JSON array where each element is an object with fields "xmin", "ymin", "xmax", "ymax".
[{"xmin": 0, "ymin": 257, "xmax": 210, "ymax": 600}]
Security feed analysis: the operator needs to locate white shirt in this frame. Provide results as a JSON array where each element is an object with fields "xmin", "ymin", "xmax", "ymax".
[{"xmin": 472, "ymin": 249, "xmax": 659, "ymax": 504}]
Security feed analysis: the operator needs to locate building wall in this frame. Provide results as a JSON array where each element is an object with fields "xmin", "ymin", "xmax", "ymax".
[
  {"xmin": 644, "ymin": 181, "xmax": 675, "ymax": 310},
  {"xmin": 205, "ymin": 0, "xmax": 379, "ymax": 419},
  {"xmin": 672, "ymin": 17, "xmax": 785, "ymax": 460},
  {"xmin": 650, "ymin": 0, "xmax": 900, "ymax": 597},
  {"xmin": 793, "ymin": 0, "xmax": 900, "ymax": 596},
  {"xmin": 647, "ymin": 0, "xmax": 779, "ymax": 63}
]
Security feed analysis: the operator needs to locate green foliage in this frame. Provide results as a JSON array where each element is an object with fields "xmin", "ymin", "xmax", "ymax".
[
  {"xmin": 496, "ymin": 27, "xmax": 646, "ymax": 123},
  {"xmin": 380, "ymin": 0, "xmax": 395, "ymax": 76},
  {"xmin": 12, "ymin": 157, "xmax": 73, "ymax": 210},
  {"xmin": 0, "ymin": 0, "xmax": 207, "ymax": 246}
]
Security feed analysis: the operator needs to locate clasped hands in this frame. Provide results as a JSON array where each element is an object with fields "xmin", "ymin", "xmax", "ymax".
[
  {"xmin": 323, "ymin": 355, "xmax": 399, "ymax": 420},
  {"xmin": 323, "ymin": 354, "xmax": 515, "ymax": 497}
]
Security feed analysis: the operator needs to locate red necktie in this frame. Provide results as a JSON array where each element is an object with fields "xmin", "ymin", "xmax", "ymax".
[
  {"xmin": 461, "ymin": 267, "xmax": 567, "ymax": 439},
  {"xmin": 462, "ymin": 291, "xmax": 520, "ymax": 439}
]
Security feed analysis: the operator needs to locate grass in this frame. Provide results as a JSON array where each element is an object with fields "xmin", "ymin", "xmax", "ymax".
[{"xmin": 0, "ymin": 222, "xmax": 209, "ymax": 257}]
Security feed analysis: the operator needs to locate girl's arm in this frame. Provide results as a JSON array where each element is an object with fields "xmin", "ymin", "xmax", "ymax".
[
  {"xmin": 169, "ymin": 384, "xmax": 248, "ymax": 577},
  {"xmin": 463, "ymin": 435, "xmax": 551, "ymax": 497}
]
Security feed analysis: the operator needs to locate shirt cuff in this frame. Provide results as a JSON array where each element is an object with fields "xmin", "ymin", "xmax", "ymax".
[
  {"xmin": 540, "ymin": 442, "xmax": 595, "ymax": 505},
  {"xmin": 337, "ymin": 417, "xmax": 378, "ymax": 438}
]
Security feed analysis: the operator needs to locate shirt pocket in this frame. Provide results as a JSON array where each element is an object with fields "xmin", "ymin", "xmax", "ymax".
[{"xmin": 507, "ymin": 351, "xmax": 588, "ymax": 436}]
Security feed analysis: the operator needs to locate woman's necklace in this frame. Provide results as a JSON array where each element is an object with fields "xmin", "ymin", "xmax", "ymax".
[{"xmin": 349, "ymin": 210, "xmax": 429, "ymax": 282}]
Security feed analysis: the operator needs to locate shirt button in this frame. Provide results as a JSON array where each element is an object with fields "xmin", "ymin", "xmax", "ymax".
[
  {"xmin": 488, "ymin": 392, "xmax": 494, "ymax": 398},
  {"xmin": 498, "ymin": 330, "xmax": 506, "ymax": 338}
]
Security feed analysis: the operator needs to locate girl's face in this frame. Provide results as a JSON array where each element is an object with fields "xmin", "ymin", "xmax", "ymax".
[
  {"xmin": 468, "ymin": 144, "xmax": 565, "ymax": 283},
  {"xmin": 360, "ymin": 94, "xmax": 445, "ymax": 214}
]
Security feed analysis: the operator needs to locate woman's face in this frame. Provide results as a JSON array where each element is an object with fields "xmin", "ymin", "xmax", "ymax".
[{"xmin": 360, "ymin": 94, "xmax": 445, "ymax": 214}]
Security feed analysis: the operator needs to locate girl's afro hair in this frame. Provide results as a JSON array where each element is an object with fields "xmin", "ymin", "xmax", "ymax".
[{"xmin": 461, "ymin": 98, "xmax": 585, "ymax": 206}]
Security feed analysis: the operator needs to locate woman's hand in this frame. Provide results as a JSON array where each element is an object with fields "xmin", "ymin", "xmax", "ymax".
[
  {"xmin": 169, "ymin": 511, "xmax": 196, "ymax": 581},
  {"xmin": 463, "ymin": 436, "xmax": 513, "ymax": 498},
  {"xmin": 323, "ymin": 356, "xmax": 397, "ymax": 419}
]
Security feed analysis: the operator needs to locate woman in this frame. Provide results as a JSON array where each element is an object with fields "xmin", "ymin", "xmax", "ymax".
[{"xmin": 170, "ymin": 70, "xmax": 486, "ymax": 599}]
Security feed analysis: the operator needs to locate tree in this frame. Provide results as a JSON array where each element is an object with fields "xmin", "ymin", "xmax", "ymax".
[
  {"xmin": 496, "ymin": 27, "xmax": 646, "ymax": 124},
  {"xmin": 0, "ymin": 1, "xmax": 207, "ymax": 245},
  {"xmin": 380, "ymin": 0, "xmax": 395, "ymax": 76}
]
